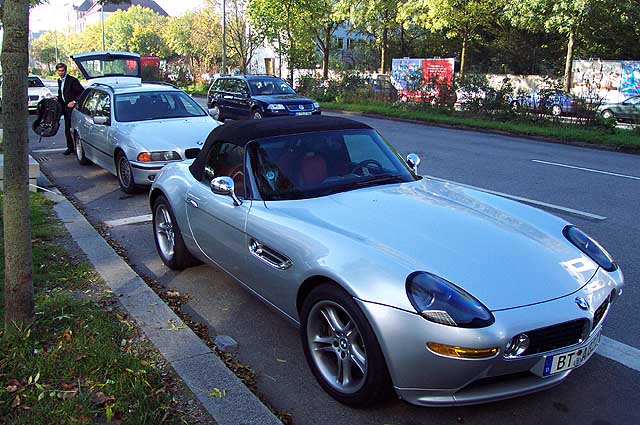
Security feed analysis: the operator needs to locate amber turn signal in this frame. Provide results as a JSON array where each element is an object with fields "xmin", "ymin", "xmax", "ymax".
[
  {"xmin": 427, "ymin": 342, "xmax": 499, "ymax": 359},
  {"xmin": 137, "ymin": 152, "xmax": 152, "ymax": 162}
]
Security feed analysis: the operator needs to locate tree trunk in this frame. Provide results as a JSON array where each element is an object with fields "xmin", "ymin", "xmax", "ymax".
[
  {"xmin": 322, "ymin": 26, "xmax": 331, "ymax": 80},
  {"xmin": 2, "ymin": 0, "xmax": 34, "ymax": 334},
  {"xmin": 460, "ymin": 35, "xmax": 468, "ymax": 76},
  {"xmin": 380, "ymin": 27, "xmax": 388, "ymax": 73},
  {"xmin": 563, "ymin": 30, "xmax": 575, "ymax": 92}
]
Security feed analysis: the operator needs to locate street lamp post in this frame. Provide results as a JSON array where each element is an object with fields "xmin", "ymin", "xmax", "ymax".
[
  {"xmin": 222, "ymin": 0, "xmax": 227, "ymax": 74},
  {"xmin": 101, "ymin": 5, "xmax": 105, "ymax": 50}
]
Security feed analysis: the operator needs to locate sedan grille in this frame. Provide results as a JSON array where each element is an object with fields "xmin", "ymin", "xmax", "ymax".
[
  {"xmin": 285, "ymin": 103, "xmax": 313, "ymax": 112},
  {"xmin": 184, "ymin": 148, "xmax": 200, "ymax": 159},
  {"xmin": 521, "ymin": 319, "xmax": 589, "ymax": 356},
  {"xmin": 29, "ymin": 95, "xmax": 40, "ymax": 101},
  {"xmin": 592, "ymin": 297, "xmax": 610, "ymax": 329}
]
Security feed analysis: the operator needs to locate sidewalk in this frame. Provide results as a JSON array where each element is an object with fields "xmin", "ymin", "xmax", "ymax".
[{"xmin": 44, "ymin": 188, "xmax": 282, "ymax": 425}]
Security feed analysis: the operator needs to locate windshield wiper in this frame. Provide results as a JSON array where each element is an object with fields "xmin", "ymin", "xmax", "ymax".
[{"xmin": 343, "ymin": 174, "xmax": 405, "ymax": 190}]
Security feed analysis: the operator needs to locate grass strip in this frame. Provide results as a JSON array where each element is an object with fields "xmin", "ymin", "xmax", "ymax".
[
  {"xmin": 0, "ymin": 194, "xmax": 197, "ymax": 424},
  {"xmin": 321, "ymin": 101, "xmax": 640, "ymax": 150}
]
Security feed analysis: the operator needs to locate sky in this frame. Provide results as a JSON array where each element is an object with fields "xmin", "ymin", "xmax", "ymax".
[{"xmin": 30, "ymin": 0, "xmax": 206, "ymax": 32}]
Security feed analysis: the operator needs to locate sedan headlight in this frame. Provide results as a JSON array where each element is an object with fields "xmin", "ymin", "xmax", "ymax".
[
  {"xmin": 312, "ymin": 101, "xmax": 320, "ymax": 109},
  {"xmin": 563, "ymin": 225, "xmax": 616, "ymax": 272},
  {"xmin": 137, "ymin": 151, "xmax": 181, "ymax": 162},
  {"xmin": 267, "ymin": 104, "xmax": 286, "ymax": 111},
  {"xmin": 406, "ymin": 272, "xmax": 494, "ymax": 328}
]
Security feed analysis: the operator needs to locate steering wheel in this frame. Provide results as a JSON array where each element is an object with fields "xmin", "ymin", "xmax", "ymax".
[{"xmin": 349, "ymin": 159, "xmax": 383, "ymax": 176}]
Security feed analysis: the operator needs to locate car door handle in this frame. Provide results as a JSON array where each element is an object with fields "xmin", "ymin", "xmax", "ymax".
[{"xmin": 185, "ymin": 197, "xmax": 198, "ymax": 208}]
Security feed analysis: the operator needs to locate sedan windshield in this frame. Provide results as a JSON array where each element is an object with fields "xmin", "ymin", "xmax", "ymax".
[
  {"xmin": 249, "ymin": 129, "xmax": 418, "ymax": 201},
  {"xmin": 115, "ymin": 91, "xmax": 207, "ymax": 122},
  {"xmin": 248, "ymin": 78, "xmax": 296, "ymax": 95}
]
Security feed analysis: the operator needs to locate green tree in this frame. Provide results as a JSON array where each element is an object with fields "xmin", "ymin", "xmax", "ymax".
[
  {"xmin": 337, "ymin": 0, "xmax": 399, "ymax": 73},
  {"xmin": 398, "ymin": 0, "xmax": 504, "ymax": 76},
  {"xmin": 248, "ymin": 0, "xmax": 314, "ymax": 82},
  {"xmin": 1, "ymin": 0, "xmax": 34, "ymax": 333},
  {"xmin": 100, "ymin": 5, "xmax": 169, "ymax": 56},
  {"xmin": 226, "ymin": 0, "xmax": 264, "ymax": 73},
  {"xmin": 504, "ymin": 0, "xmax": 594, "ymax": 90},
  {"xmin": 300, "ymin": 0, "xmax": 343, "ymax": 79},
  {"xmin": 31, "ymin": 31, "xmax": 64, "ymax": 73}
]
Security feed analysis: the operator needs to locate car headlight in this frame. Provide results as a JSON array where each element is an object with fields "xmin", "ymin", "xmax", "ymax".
[
  {"xmin": 267, "ymin": 104, "xmax": 286, "ymax": 111},
  {"xmin": 563, "ymin": 225, "xmax": 616, "ymax": 272},
  {"xmin": 312, "ymin": 101, "xmax": 320, "ymax": 109},
  {"xmin": 406, "ymin": 272, "xmax": 494, "ymax": 328},
  {"xmin": 137, "ymin": 151, "xmax": 181, "ymax": 162}
]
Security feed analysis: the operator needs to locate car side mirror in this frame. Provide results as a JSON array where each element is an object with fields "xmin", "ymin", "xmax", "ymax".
[
  {"xmin": 211, "ymin": 176, "xmax": 242, "ymax": 206},
  {"xmin": 406, "ymin": 153, "xmax": 421, "ymax": 174},
  {"xmin": 93, "ymin": 116, "xmax": 108, "ymax": 125},
  {"xmin": 239, "ymin": 91, "xmax": 249, "ymax": 99}
]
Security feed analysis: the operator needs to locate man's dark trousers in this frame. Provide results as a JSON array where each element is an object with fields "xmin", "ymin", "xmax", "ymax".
[{"xmin": 62, "ymin": 106, "xmax": 74, "ymax": 151}]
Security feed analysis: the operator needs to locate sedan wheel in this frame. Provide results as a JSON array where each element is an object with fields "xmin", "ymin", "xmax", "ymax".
[
  {"xmin": 252, "ymin": 110, "xmax": 263, "ymax": 120},
  {"xmin": 551, "ymin": 104, "xmax": 562, "ymax": 116},
  {"xmin": 74, "ymin": 133, "xmax": 90, "ymax": 165},
  {"xmin": 116, "ymin": 152, "xmax": 139, "ymax": 194},
  {"xmin": 301, "ymin": 285, "xmax": 392, "ymax": 407},
  {"xmin": 152, "ymin": 194, "xmax": 201, "ymax": 270}
]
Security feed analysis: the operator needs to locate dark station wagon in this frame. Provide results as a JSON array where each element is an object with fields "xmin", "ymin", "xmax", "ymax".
[{"xmin": 207, "ymin": 75, "xmax": 321, "ymax": 121}]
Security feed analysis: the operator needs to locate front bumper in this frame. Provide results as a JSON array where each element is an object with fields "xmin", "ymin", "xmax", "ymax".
[
  {"xmin": 357, "ymin": 267, "xmax": 623, "ymax": 406},
  {"xmin": 130, "ymin": 161, "xmax": 170, "ymax": 185},
  {"xmin": 262, "ymin": 108, "xmax": 321, "ymax": 117}
]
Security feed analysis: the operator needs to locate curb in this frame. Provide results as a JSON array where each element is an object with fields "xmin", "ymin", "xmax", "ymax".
[
  {"xmin": 323, "ymin": 108, "xmax": 640, "ymax": 155},
  {"xmin": 44, "ymin": 189, "xmax": 282, "ymax": 425}
]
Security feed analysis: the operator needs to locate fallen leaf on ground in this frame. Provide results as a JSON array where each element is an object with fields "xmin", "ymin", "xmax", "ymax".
[{"xmin": 93, "ymin": 391, "xmax": 115, "ymax": 407}]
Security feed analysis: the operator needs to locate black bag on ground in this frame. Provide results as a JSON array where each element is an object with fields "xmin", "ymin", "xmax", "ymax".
[{"xmin": 32, "ymin": 98, "xmax": 62, "ymax": 137}]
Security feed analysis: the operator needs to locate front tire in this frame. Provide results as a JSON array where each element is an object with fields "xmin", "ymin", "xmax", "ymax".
[
  {"xmin": 210, "ymin": 103, "xmax": 224, "ymax": 122},
  {"xmin": 152, "ymin": 194, "xmax": 201, "ymax": 270},
  {"xmin": 115, "ymin": 152, "xmax": 140, "ymax": 194},
  {"xmin": 300, "ymin": 284, "xmax": 393, "ymax": 407},
  {"xmin": 601, "ymin": 109, "xmax": 615, "ymax": 121},
  {"xmin": 551, "ymin": 104, "xmax": 562, "ymax": 116},
  {"xmin": 74, "ymin": 132, "xmax": 91, "ymax": 165},
  {"xmin": 251, "ymin": 109, "xmax": 263, "ymax": 120}
]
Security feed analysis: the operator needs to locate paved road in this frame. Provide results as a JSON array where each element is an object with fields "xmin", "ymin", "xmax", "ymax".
[{"xmin": 29, "ymin": 111, "xmax": 640, "ymax": 425}]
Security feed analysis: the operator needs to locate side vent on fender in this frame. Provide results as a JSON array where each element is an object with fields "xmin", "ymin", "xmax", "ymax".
[{"xmin": 248, "ymin": 238, "xmax": 292, "ymax": 270}]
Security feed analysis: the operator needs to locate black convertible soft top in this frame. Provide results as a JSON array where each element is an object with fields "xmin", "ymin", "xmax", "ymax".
[{"xmin": 189, "ymin": 115, "xmax": 372, "ymax": 180}]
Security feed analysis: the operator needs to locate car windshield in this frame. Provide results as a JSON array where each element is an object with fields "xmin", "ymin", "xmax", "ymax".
[
  {"xmin": 28, "ymin": 77, "xmax": 44, "ymax": 88},
  {"xmin": 248, "ymin": 78, "xmax": 296, "ymax": 95},
  {"xmin": 114, "ymin": 91, "xmax": 207, "ymax": 122},
  {"xmin": 249, "ymin": 129, "xmax": 418, "ymax": 201}
]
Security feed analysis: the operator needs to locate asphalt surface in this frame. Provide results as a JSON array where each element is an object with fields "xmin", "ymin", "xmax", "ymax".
[{"xmin": 28, "ymin": 108, "xmax": 640, "ymax": 425}]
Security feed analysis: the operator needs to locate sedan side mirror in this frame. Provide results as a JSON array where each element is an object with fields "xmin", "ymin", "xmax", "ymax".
[
  {"xmin": 93, "ymin": 116, "xmax": 109, "ymax": 125},
  {"xmin": 406, "ymin": 153, "xmax": 421, "ymax": 174},
  {"xmin": 211, "ymin": 176, "xmax": 242, "ymax": 206}
]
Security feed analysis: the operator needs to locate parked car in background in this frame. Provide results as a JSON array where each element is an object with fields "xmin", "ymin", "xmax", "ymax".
[
  {"xmin": 511, "ymin": 89, "xmax": 577, "ymax": 116},
  {"xmin": 150, "ymin": 115, "xmax": 623, "ymax": 408},
  {"xmin": 70, "ymin": 51, "xmax": 218, "ymax": 193},
  {"xmin": 207, "ymin": 75, "xmax": 321, "ymax": 121},
  {"xmin": 0, "ymin": 75, "xmax": 53, "ymax": 111},
  {"xmin": 598, "ymin": 95, "xmax": 640, "ymax": 122}
]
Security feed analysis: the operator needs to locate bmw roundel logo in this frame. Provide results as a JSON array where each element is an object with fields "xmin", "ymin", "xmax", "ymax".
[
  {"xmin": 575, "ymin": 297, "xmax": 590, "ymax": 311},
  {"xmin": 196, "ymin": 140, "xmax": 204, "ymax": 146}
]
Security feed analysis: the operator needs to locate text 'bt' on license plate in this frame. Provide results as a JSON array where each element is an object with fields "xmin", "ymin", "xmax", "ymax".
[
  {"xmin": 543, "ymin": 331, "xmax": 601, "ymax": 376},
  {"xmin": 296, "ymin": 112, "xmax": 312, "ymax": 116}
]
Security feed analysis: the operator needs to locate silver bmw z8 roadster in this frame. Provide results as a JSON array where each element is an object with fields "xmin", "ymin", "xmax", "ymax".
[{"xmin": 149, "ymin": 116, "xmax": 623, "ymax": 407}]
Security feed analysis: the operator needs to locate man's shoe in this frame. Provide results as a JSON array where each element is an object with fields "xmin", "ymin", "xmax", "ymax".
[{"xmin": 63, "ymin": 149, "xmax": 73, "ymax": 155}]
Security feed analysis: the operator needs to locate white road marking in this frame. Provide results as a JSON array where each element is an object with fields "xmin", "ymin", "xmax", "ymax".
[
  {"xmin": 32, "ymin": 147, "xmax": 67, "ymax": 153},
  {"xmin": 104, "ymin": 214, "xmax": 152, "ymax": 227},
  {"xmin": 532, "ymin": 159, "xmax": 640, "ymax": 181},
  {"xmin": 427, "ymin": 175, "xmax": 607, "ymax": 221},
  {"xmin": 597, "ymin": 336, "xmax": 640, "ymax": 372}
]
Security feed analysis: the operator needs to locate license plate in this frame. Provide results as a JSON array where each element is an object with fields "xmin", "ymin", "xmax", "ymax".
[
  {"xmin": 542, "ymin": 331, "xmax": 601, "ymax": 376},
  {"xmin": 296, "ymin": 112, "xmax": 312, "ymax": 116}
]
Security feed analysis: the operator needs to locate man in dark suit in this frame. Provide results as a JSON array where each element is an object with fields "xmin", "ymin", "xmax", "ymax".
[{"xmin": 56, "ymin": 62, "xmax": 85, "ymax": 155}]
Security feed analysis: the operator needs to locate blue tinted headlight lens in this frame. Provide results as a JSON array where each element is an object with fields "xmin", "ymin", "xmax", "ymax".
[
  {"xmin": 563, "ymin": 225, "xmax": 616, "ymax": 272},
  {"xmin": 406, "ymin": 272, "xmax": 494, "ymax": 328}
]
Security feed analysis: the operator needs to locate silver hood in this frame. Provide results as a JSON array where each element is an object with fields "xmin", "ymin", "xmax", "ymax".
[
  {"xmin": 268, "ymin": 178, "xmax": 597, "ymax": 311},
  {"xmin": 118, "ymin": 116, "xmax": 216, "ymax": 151}
]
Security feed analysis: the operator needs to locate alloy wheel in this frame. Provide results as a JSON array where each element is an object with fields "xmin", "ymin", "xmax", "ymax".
[
  {"xmin": 306, "ymin": 301, "xmax": 367, "ymax": 394},
  {"xmin": 211, "ymin": 105, "xmax": 221, "ymax": 120},
  {"xmin": 252, "ymin": 110, "xmax": 263, "ymax": 119},
  {"xmin": 118, "ymin": 156, "xmax": 132, "ymax": 188},
  {"xmin": 154, "ymin": 204, "xmax": 175, "ymax": 260}
]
